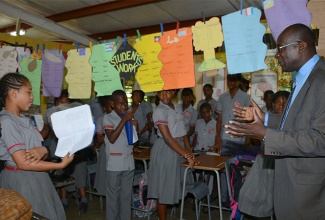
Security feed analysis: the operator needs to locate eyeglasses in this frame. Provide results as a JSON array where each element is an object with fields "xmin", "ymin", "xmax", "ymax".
[{"xmin": 275, "ymin": 41, "xmax": 300, "ymax": 53}]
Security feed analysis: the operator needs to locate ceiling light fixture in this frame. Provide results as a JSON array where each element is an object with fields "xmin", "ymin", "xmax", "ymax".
[{"xmin": 10, "ymin": 29, "xmax": 26, "ymax": 36}]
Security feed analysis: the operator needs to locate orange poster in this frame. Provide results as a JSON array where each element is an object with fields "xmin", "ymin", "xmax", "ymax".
[{"xmin": 158, "ymin": 28, "xmax": 196, "ymax": 90}]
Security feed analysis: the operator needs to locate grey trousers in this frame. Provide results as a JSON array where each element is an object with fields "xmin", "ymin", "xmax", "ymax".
[{"xmin": 106, "ymin": 170, "xmax": 134, "ymax": 220}]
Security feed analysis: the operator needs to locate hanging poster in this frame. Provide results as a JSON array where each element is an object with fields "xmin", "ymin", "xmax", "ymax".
[
  {"xmin": 192, "ymin": 17, "xmax": 226, "ymax": 72},
  {"xmin": 308, "ymin": 0, "xmax": 325, "ymax": 56},
  {"xmin": 89, "ymin": 43, "xmax": 123, "ymax": 96},
  {"xmin": 0, "ymin": 46, "xmax": 19, "ymax": 78},
  {"xmin": 110, "ymin": 42, "xmax": 142, "ymax": 81},
  {"xmin": 134, "ymin": 32, "xmax": 164, "ymax": 92},
  {"xmin": 42, "ymin": 49, "xmax": 65, "ymax": 97},
  {"xmin": 65, "ymin": 48, "xmax": 92, "ymax": 99},
  {"xmin": 158, "ymin": 27, "xmax": 196, "ymax": 90},
  {"xmin": 222, "ymin": 7, "xmax": 268, "ymax": 74},
  {"xmin": 264, "ymin": 0, "xmax": 311, "ymax": 41},
  {"xmin": 20, "ymin": 58, "xmax": 42, "ymax": 105}
]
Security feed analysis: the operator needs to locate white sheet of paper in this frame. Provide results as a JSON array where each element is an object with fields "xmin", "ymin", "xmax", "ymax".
[{"xmin": 51, "ymin": 105, "xmax": 95, "ymax": 157}]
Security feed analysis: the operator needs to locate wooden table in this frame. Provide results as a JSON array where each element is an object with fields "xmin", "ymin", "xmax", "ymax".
[
  {"xmin": 133, "ymin": 147, "xmax": 151, "ymax": 174},
  {"xmin": 180, "ymin": 153, "xmax": 230, "ymax": 220}
]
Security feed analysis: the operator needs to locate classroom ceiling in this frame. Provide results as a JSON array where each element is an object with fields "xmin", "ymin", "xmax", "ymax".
[{"xmin": 0, "ymin": 0, "xmax": 264, "ymax": 45}]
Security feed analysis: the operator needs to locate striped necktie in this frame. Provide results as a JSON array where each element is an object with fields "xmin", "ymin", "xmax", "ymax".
[{"xmin": 280, "ymin": 80, "xmax": 296, "ymax": 130}]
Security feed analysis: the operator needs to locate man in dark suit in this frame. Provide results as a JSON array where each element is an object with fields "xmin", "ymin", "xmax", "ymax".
[{"xmin": 226, "ymin": 23, "xmax": 325, "ymax": 219}]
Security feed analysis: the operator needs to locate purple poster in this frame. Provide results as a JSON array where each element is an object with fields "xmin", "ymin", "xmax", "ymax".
[{"xmin": 42, "ymin": 49, "xmax": 66, "ymax": 97}]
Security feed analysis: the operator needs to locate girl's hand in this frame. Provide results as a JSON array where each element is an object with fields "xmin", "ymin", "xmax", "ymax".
[
  {"xmin": 187, "ymin": 156, "xmax": 200, "ymax": 167},
  {"xmin": 23, "ymin": 146, "xmax": 48, "ymax": 164},
  {"xmin": 60, "ymin": 152, "xmax": 74, "ymax": 168}
]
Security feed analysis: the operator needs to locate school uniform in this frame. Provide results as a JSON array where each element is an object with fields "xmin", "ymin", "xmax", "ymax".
[
  {"xmin": 179, "ymin": 104, "xmax": 197, "ymax": 145},
  {"xmin": 148, "ymin": 101, "xmax": 189, "ymax": 204},
  {"xmin": 94, "ymin": 115, "xmax": 106, "ymax": 196},
  {"xmin": 197, "ymin": 98, "xmax": 218, "ymax": 119},
  {"xmin": 0, "ymin": 110, "xmax": 66, "ymax": 220},
  {"xmin": 129, "ymin": 103, "xmax": 149, "ymax": 145},
  {"xmin": 216, "ymin": 89, "xmax": 250, "ymax": 155},
  {"xmin": 43, "ymin": 106, "xmax": 59, "ymax": 157},
  {"xmin": 103, "ymin": 110, "xmax": 134, "ymax": 220},
  {"xmin": 194, "ymin": 118, "xmax": 216, "ymax": 151}
]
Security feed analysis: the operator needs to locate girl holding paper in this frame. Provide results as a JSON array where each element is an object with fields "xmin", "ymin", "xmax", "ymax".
[{"xmin": 0, "ymin": 73, "xmax": 74, "ymax": 220}]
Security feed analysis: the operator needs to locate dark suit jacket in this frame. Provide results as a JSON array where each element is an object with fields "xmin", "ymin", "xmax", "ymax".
[{"xmin": 265, "ymin": 58, "xmax": 325, "ymax": 220}]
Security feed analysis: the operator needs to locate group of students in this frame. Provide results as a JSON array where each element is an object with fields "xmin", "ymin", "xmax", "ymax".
[{"xmin": 0, "ymin": 70, "xmax": 292, "ymax": 220}]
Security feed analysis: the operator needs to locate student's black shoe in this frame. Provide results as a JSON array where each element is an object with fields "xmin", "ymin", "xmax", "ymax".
[{"xmin": 79, "ymin": 202, "xmax": 88, "ymax": 213}]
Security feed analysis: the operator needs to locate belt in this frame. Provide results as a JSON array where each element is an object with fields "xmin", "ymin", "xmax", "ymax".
[{"xmin": 5, "ymin": 165, "xmax": 19, "ymax": 171}]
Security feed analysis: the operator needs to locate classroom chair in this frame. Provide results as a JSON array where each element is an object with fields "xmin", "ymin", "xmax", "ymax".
[
  {"xmin": 186, "ymin": 181, "xmax": 211, "ymax": 220},
  {"xmin": 86, "ymin": 160, "xmax": 104, "ymax": 209}
]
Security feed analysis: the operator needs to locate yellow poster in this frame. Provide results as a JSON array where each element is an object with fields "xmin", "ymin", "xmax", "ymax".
[
  {"xmin": 134, "ymin": 33, "xmax": 163, "ymax": 92},
  {"xmin": 65, "ymin": 48, "xmax": 92, "ymax": 99}
]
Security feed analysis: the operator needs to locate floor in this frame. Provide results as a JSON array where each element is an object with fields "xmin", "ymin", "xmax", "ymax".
[{"xmin": 65, "ymin": 193, "xmax": 233, "ymax": 220}]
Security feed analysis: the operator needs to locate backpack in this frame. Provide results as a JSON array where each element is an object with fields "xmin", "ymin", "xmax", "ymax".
[{"xmin": 229, "ymin": 159, "xmax": 250, "ymax": 220}]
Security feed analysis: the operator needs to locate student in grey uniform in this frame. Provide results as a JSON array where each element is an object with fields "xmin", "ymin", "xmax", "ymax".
[
  {"xmin": 179, "ymin": 88, "xmax": 197, "ymax": 145},
  {"xmin": 103, "ymin": 90, "xmax": 138, "ymax": 220},
  {"xmin": 216, "ymin": 74, "xmax": 251, "ymax": 156},
  {"xmin": 0, "ymin": 73, "xmax": 74, "ymax": 219},
  {"xmin": 192, "ymin": 103, "xmax": 217, "ymax": 152},
  {"xmin": 197, "ymin": 84, "xmax": 218, "ymax": 120},
  {"xmin": 130, "ymin": 90, "xmax": 150, "ymax": 146},
  {"xmin": 41, "ymin": 89, "xmax": 70, "ymax": 157},
  {"xmin": 216, "ymin": 74, "xmax": 250, "ymax": 207},
  {"xmin": 147, "ymin": 89, "xmax": 199, "ymax": 220},
  {"xmin": 191, "ymin": 103, "xmax": 216, "ymax": 194},
  {"xmin": 94, "ymin": 95, "xmax": 113, "ymax": 196},
  {"xmin": 41, "ymin": 95, "xmax": 89, "ymax": 212}
]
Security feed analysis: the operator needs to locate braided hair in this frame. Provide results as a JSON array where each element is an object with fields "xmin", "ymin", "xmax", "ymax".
[{"xmin": 0, "ymin": 73, "xmax": 29, "ymax": 109}]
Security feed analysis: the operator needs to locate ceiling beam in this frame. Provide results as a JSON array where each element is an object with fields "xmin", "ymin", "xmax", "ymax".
[
  {"xmin": 0, "ymin": 0, "xmax": 165, "ymax": 38},
  {"xmin": 0, "ymin": 1, "xmax": 99, "ymax": 45},
  {"xmin": 48, "ymin": 0, "xmax": 166, "ymax": 22}
]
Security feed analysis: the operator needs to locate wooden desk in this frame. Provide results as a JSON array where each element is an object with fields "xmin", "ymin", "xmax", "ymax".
[
  {"xmin": 180, "ymin": 153, "xmax": 230, "ymax": 220},
  {"xmin": 133, "ymin": 147, "xmax": 151, "ymax": 173}
]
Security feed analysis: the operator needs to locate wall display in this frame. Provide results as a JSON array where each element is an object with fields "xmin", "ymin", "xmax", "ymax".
[
  {"xmin": 202, "ymin": 67, "xmax": 227, "ymax": 101},
  {"xmin": 0, "ymin": 46, "xmax": 20, "ymax": 78},
  {"xmin": 192, "ymin": 17, "xmax": 226, "ymax": 72},
  {"xmin": 158, "ymin": 27, "xmax": 196, "ymax": 90},
  {"xmin": 222, "ymin": 7, "xmax": 268, "ymax": 74},
  {"xmin": 110, "ymin": 42, "xmax": 143, "ymax": 81},
  {"xmin": 89, "ymin": 43, "xmax": 123, "ymax": 96},
  {"xmin": 134, "ymin": 32, "xmax": 164, "ymax": 92},
  {"xmin": 65, "ymin": 48, "xmax": 92, "ymax": 99},
  {"xmin": 264, "ymin": 0, "xmax": 311, "ymax": 41},
  {"xmin": 20, "ymin": 58, "xmax": 42, "ymax": 105},
  {"xmin": 41, "ymin": 49, "xmax": 65, "ymax": 97},
  {"xmin": 308, "ymin": 0, "xmax": 325, "ymax": 56},
  {"xmin": 251, "ymin": 70, "xmax": 277, "ymax": 107}
]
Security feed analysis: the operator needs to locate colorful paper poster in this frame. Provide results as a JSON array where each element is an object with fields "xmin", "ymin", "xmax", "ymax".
[
  {"xmin": 192, "ymin": 17, "xmax": 226, "ymax": 72},
  {"xmin": 16, "ymin": 47, "xmax": 31, "ymax": 72},
  {"xmin": 65, "ymin": 48, "xmax": 92, "ymax": 99},
  {"xmin": 158, "ymin": 27, "xmax": 196, "ymax": 89},
  {"xmin": 110, "ymin": 42, "xmax": 142, "ymax": 81},
  {"xmin": 42, "ymin": 49, "xmax": 65, "ymax": 97},
  {"xmin": 308, "ymin": 0, "xmax": 325, "ymax": 56},
  {"xmin": 264, "ymin": 0, "xmax": 312, "ymax": 42},
  {"xmin": 20, "ymin": 58, "xmax": 42, "ymax": 105},
  {"xmin": 89, "ymin": 43, "xmax": 123, "ymax": 96},
  {"xmin": 134, "ymin": 33, "xmax": 164, "ymax": 92},
  {"xmin": 222, "ymin": 7, "xmax": 268, "ymax": 74},
  {"xmin": 0, "ymin": 46, "xmax": 20, "ymax": 78},
  {"xmin": 251, "ymin": 70, "xmax": 277, "ymax": 107}
]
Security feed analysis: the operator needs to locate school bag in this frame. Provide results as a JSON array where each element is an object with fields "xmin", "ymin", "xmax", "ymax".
[{"xmin": 228, "ymin": 159, "xmax": 250, "ymax": 220}]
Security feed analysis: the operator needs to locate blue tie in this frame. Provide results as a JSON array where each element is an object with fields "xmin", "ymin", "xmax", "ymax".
[{"xmin": 280, "ymin": 80, "xmax": 296, "ymax": 130}]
